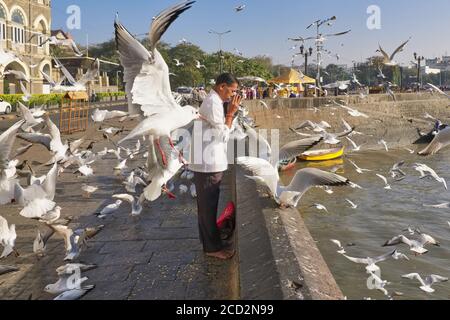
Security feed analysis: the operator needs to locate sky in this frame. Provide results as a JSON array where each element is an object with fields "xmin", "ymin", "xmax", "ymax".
[{"xmin": 51, "ymin": 0, "xmax": 450, "ymax": 68}]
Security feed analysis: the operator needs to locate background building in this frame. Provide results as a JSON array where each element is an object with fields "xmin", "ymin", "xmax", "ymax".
[{"xmin": 0, "ymin": 0, "xmax": 52, "ymax": 94}]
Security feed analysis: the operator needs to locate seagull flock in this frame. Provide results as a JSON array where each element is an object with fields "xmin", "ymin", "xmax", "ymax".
[{"xmin": 2, "ymin": 1, "xmax": 450, "ymax": 300}]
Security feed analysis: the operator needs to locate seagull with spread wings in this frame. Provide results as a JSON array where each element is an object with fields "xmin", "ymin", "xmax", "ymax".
[
  {"xmin": 115, "ymin": 1, "xmax": 201, "ymax": 166},
  {"xmin": 377, "ymin": 38, "xmax": 411, "ymax": 66},
  {"xmin": 237, "ymin": 156, "xmax": 351, "ymax": 208}
]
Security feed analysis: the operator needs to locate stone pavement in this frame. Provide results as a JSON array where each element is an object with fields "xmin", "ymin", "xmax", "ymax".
[{"xmin": 0, "ymin": 118, "xmax": 237, "ymax": 300}]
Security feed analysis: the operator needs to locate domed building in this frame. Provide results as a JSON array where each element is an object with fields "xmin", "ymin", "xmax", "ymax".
[{"xmin": 0, "ymin": 0, "xmax": 52, "ymax": 94}]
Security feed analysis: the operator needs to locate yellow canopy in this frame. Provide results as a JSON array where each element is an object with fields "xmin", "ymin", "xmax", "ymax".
[{"xmin": 268, "ymin": 68, "xmax": 316, "ymax": 84}]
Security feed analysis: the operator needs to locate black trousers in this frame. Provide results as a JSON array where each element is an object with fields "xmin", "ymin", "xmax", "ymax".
[{"xmin": 193, "ymin": 171, "xmax": 224, "ymax": 253}]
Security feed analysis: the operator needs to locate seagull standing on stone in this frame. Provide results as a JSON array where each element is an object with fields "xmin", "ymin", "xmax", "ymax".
[
  {"xmin": 81, "ymin": 184, "xmax": 98, "ymax": 198},
  {"xmin": 96, "ymin": 200, "xmax": 123, "ymax": 218}
]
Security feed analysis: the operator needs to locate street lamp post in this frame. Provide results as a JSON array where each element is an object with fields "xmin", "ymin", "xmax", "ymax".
[
  {"xmin": 299, "ymin": 45, "xmax": 314, "ymax": 75},
  {"xmin": 307, "ymin": 16, "xmax": 337, "ymax": 96},
  {"xmin": 208, "ymin": 29, "xmax": 231, "ymax": 74},
  {"xmin": 299, "ymin": 45, "xmax": 313, "ymax": 97},
  {"xmin": 414, "ymin": 52, "xmax": 424, "ymax": 92},
  {"xmin": 116, "ymin": 70, "xmax": 122, "ymax": 90}
]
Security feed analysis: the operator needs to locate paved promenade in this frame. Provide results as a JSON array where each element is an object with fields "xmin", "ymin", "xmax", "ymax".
[{"xmin": 0, "ymin": 117, "xmax": 237, "ymax": 300}]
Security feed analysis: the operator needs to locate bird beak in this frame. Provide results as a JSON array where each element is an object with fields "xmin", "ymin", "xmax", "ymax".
[{"xmin": 198, "ymin": 114, "xmax": 207, "ymax": 121}]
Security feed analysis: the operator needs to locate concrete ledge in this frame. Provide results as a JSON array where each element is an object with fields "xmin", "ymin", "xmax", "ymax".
[{"xmin": 234, "ymin": 166, "xmax": 344, "ymax": 300}]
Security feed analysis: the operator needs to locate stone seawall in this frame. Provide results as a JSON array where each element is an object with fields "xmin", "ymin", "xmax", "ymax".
[{"xmin": 242, "ymin": 93, "xmax": 449, "ymax": 149}]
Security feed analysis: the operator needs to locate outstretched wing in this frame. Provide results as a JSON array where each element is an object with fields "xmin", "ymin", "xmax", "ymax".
[
  {"xmin": 372, "ymin": 249, "xmax": 397, "ymax": 263},
  {"xmin": 277, "ymin": 136, "xmax": 323, "ymax": 165},
  {"xmin": 342, "ymin": 254, "xmax": 369, "ymax": 265},
  {"xmin": 112, "ymin": 193, "xmax": 134, "ymax": 204},
  {"xmin": 390, "ymin": 38, "xmax": 410, "ymax": 61},
  {"xmin": 377, "ymin": 44, "xmax": 390, "ymax": 62},
  {"xmin": 237, "ymin": 157, "xmax": 279, "ymax": 196},
  {"xmin": 77, "ymin": 58, "xmax": 99, "ymax": 86},
  {"xmin": 418, "ymin": 127, "xmax": 450, "ymax": 156},
  {"xmin": 324, "ymin": 29, "xmax": 351, "ymax": 37},
  {"xmin": 286, "ymin": 168, "xmax": 350, "ymax": 196},
  {"xmin": 17, "ymin": 132, "xmax": 52, "ymax": 150},
  {"xmin": 0, "ymin": 120, "xmax": 25, "ymax": 172},
  {"xmin": 115, "ymin": 1, "xmax": 194, "ymax": 116},
  {"xmin": 40, "ymin": 70, "xmax": 56, "ymax": 86}
]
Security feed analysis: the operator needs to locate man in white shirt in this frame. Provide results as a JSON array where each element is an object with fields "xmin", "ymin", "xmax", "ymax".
[{"xmin": 189, "ymin": 73, "xmax": 241, "ymax": 260}]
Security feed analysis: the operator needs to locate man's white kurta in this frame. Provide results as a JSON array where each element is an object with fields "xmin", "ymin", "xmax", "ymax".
[{"xmin": 189, "ymin": 90, "xmax": 230, "ymax": 173}]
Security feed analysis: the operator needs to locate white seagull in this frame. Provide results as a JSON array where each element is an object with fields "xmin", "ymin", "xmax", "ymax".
[
  {"xmin": 383, "ymin": 233, "xmax": 439, "ymax": 255},
  {"xmin": 237, "ymin": 157, "xmax": 351, "ymax": 208},
  {"xmin": 377, "ymin": 38, "xmax": 411, "ymax": 66},
  {"xmin": 401, "ymin": 273, "xmax": 448, "ymax": 293},
  {"xmin": 376, "ymin": 174, "xmax": 391, "ymax": 190},
  {"xmin": 333, "ymin": 101, "xmax": 369, "ymax": 118},
  {"xmin": 348, "ymin": 159, "xmax": 372, "ymax": 174},
  {"xmin": 311, "ymin": 203, "xmax": 328, "ymax": 212},
  {"xmin": 115, "ymin": 2, "xmax": 202, "ymax": 165},
  {"xmin": 330, "ymin": 239, "xmax": 346, "ymax": 254},
  {"xmin": 96, "ymin": 200, "xmax": 123, "ymax": 218},
  {"xmin": 378, "ymin": 139, "xmax": 389, "ymax": 152},
  {"xmin": 413, "ymin": 163, "xmax": 447, "ymax": 190},
  {"xmin": 418, "ymin": 127, "xmax": 450, "ymax": 156},
  {"xmin": 0, "ymin": 216, "xmax": 17, "ymax": 259},
  {"xmin": 112, "ymin": 194, "xmax": 144, "ymax": 216},
  {"xmin": 346, "ymin": 136, "xmax": 363, "ymax": 151},
  {"xmin": 427, "ymin": 83, "xmax": 450, "ymax": 99},
  {"xmin": 173, "ymin": 58, "xmax": 184, "ymax": 66},
  {"xmin": 342, "ymin": 249, "xmax": 399, "ymax": 273},
  {"xmin": 194, "ymin": 60, "xmax": 206, "ymax": 69},
  {"xmin": 345, "ymin": 199, "xmax": 358, "ymax": 209}
]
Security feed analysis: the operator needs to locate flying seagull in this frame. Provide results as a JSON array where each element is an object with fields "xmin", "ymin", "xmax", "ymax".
[
  {"xmin": 115, "ymin": 2, "xmax": 202, "ymax": 167},
  {"xmin": 237, "ymin": 157, "xmax": 351, "ymax": 208},
  {"xmin": 377, "ymin": 38, "xmax": 411, "ymax": 66},
  {"xmin": 401, "ymin": 273, "xmax": 448, "ymax": 293}
]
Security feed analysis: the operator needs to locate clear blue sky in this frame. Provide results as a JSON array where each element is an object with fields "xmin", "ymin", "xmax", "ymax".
[{"xmin": 52, "ymin": 0, "xmax": 450, "ymax": 67}]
